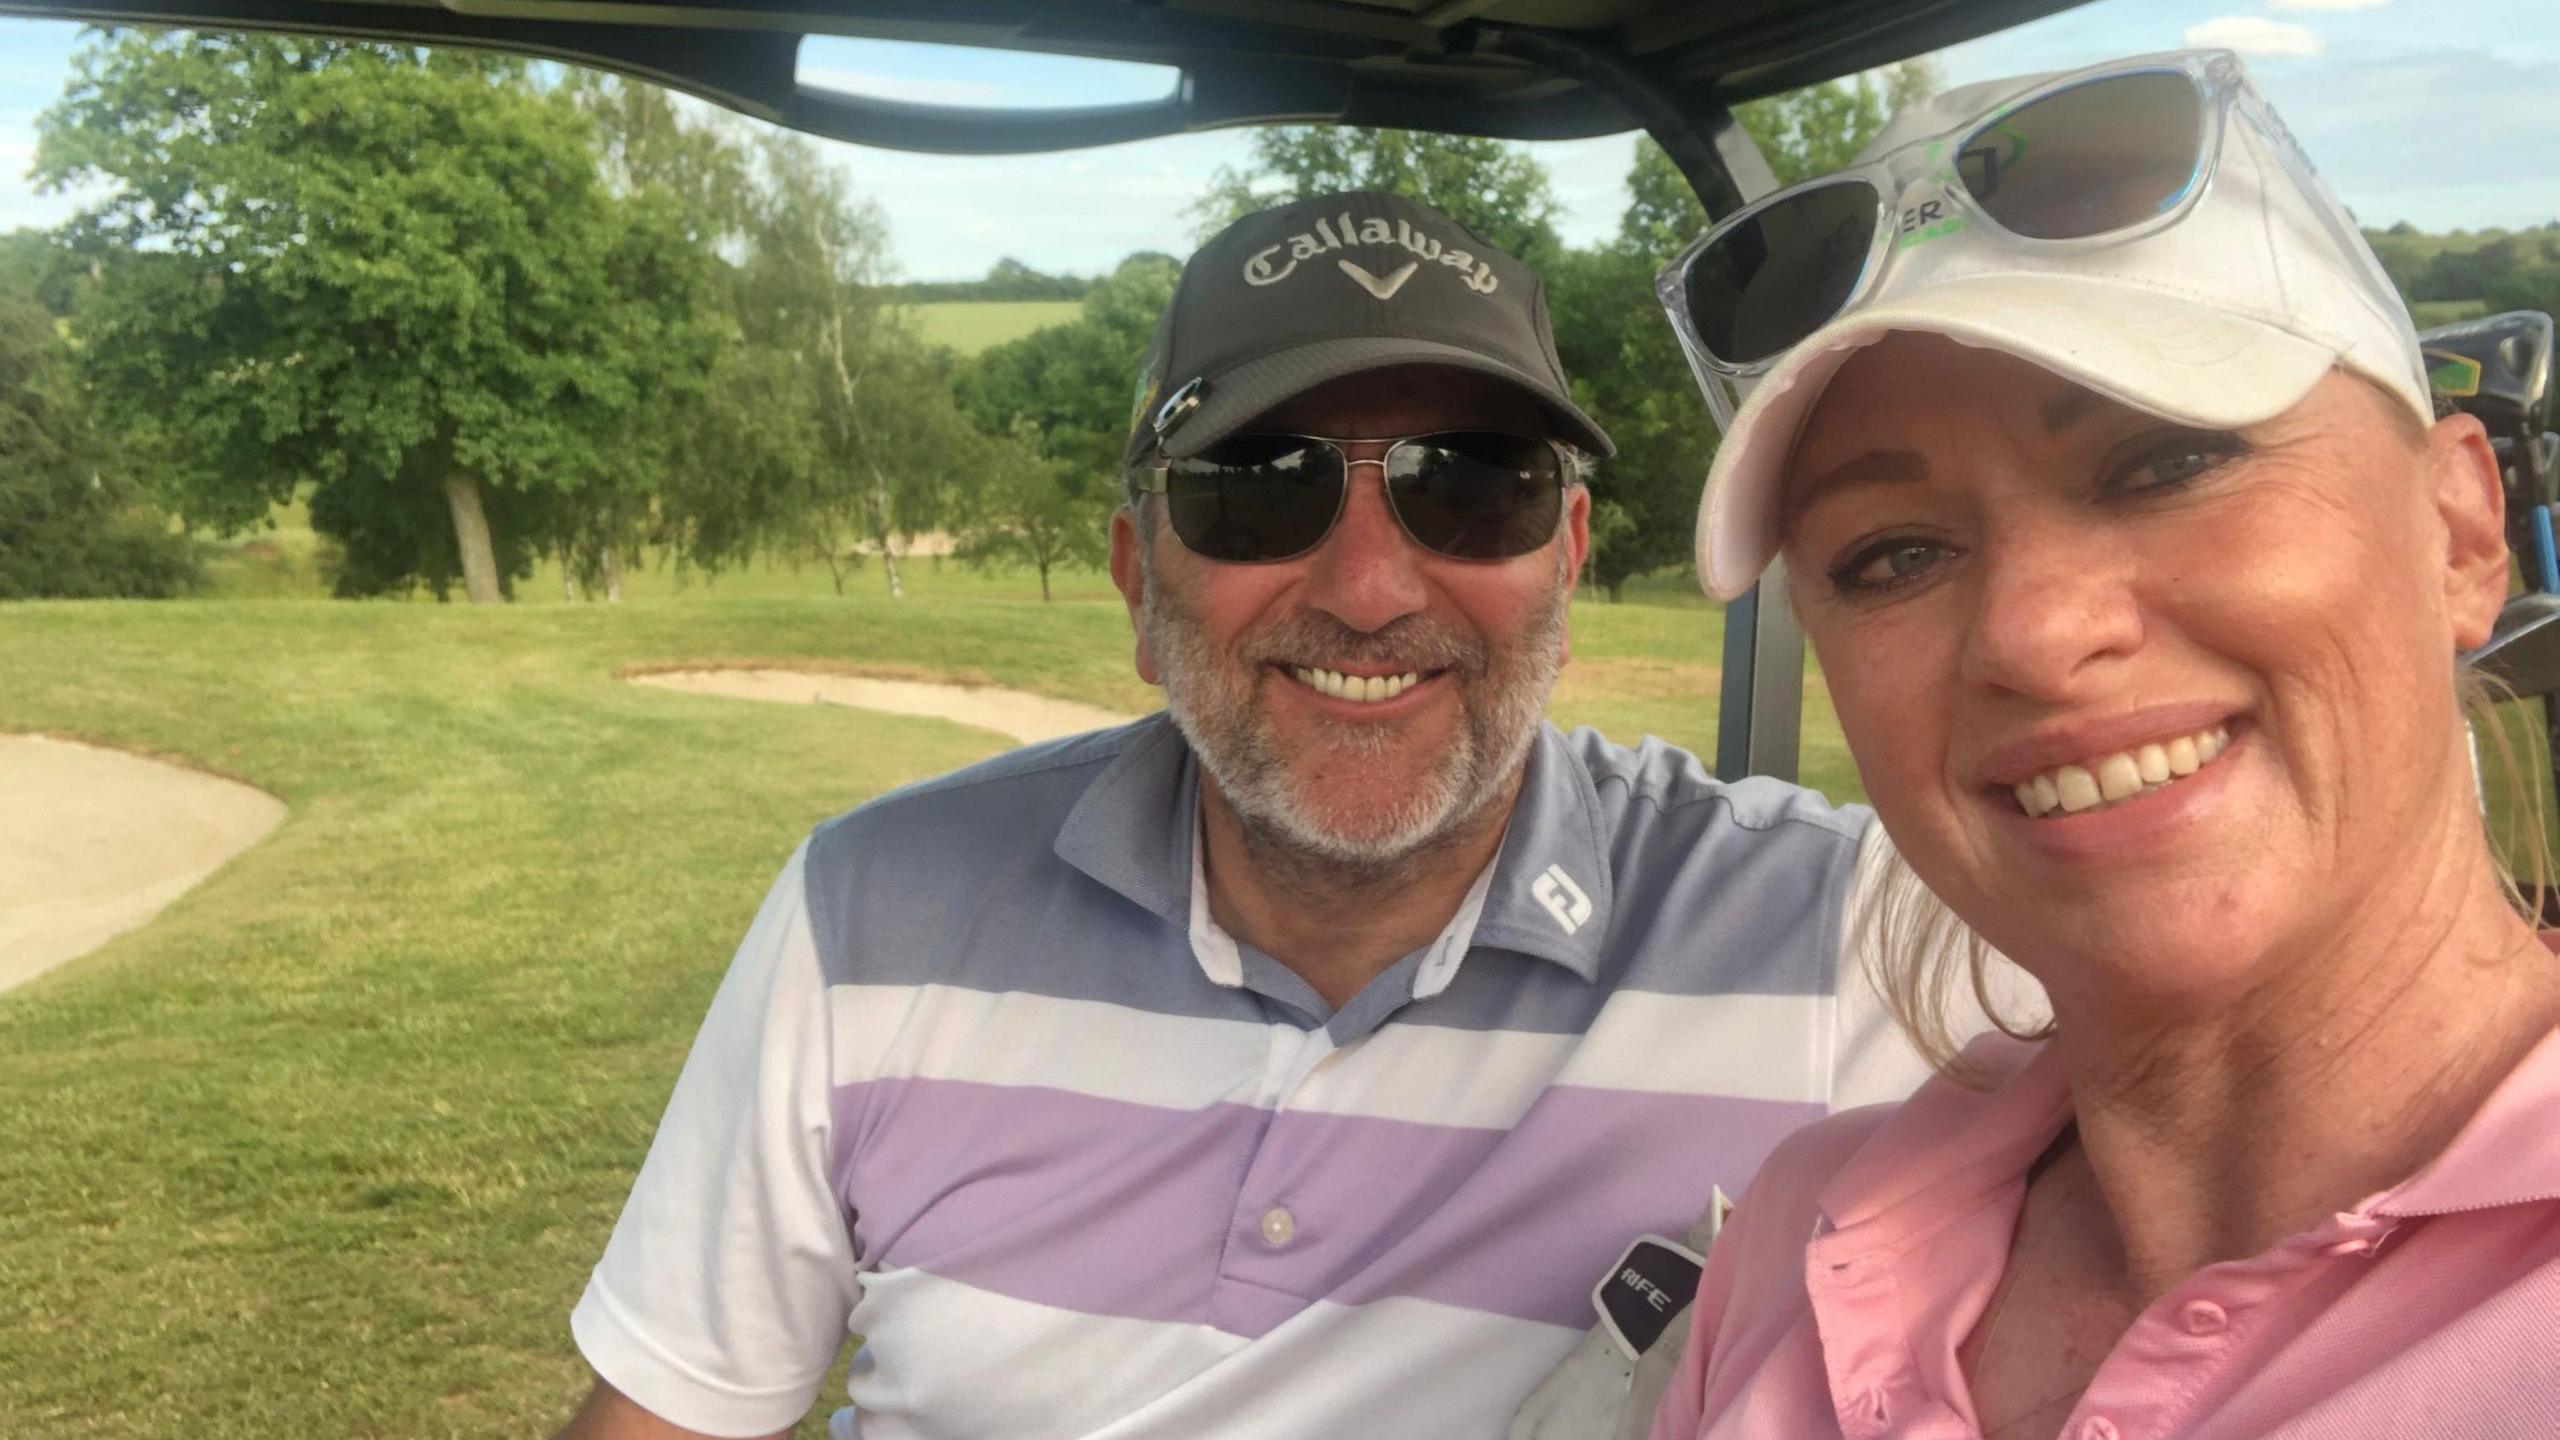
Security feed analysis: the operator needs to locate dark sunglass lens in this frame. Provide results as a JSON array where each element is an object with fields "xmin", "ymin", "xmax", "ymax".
[
  {"xmin": 1683, "ymin": 180, "xmax": 1881, "ymax": 366},
  {"xmin": 1386, "ymin": 432, "xmax": 1564, "ymax": 560},
  {"xmin": 1163, "ymin": 435, "xmax": 1344, "ymax": 562},
  {"xmin": 1959, "ymin": 70, "xmax": 2205, "ymax": 240}
]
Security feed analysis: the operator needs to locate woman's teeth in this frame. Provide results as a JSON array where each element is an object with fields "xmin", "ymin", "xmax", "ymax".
[
  {"xmin": 2012, "ymin": 725, "xmax": 2230, "ymax": 819},
  {"xmin": 1290, "ymin": 666, "xmax": 1423, "ymax": 704}
]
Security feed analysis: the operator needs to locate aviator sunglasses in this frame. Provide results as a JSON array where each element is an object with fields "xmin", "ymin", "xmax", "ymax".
[
  {"xmin": 1657, "ymin": 50, "xmax": 2367, "ymax": 422},
  {"xmin": 1134, "ymin": 429, "xmax": 1570, "ymax": 564}
]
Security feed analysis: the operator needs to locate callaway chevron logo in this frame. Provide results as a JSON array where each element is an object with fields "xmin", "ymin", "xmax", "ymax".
[
  {"xmin": 1242, "ymin": 209, "xmax": 1499, "ymax": 294},
  {"xmin": 1337, "ymin": 258, "xmax": 1417, "ymax": 299}
]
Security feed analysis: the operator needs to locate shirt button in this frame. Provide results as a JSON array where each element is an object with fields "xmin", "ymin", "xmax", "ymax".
[
  {"xmin": 2078, "ymin": 1418, "xmax": 2119, "ymax": 1440},
  {"xmin": 2180, "ymin": 1299, "xmax": 2229, "ymax": 1335},
  {"xmin": 1259, "ymin": 1206, "xmax": 1297, "ymax": 1247}
]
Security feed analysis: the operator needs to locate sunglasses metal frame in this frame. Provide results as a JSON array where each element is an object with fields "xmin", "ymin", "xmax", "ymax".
[
  {"xmin": 1654, "ymin": 47, "xmax": 2368, "ymax": 427},
  {"xmin": 1133, "ymin": 429, "xmax": 1575, "ymax": 564}
]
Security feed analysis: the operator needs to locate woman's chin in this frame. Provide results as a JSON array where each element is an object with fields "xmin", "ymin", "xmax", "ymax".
[{"xmin": 2000, "ymin": 897, "xmax": 2291, "ymax": 1024}]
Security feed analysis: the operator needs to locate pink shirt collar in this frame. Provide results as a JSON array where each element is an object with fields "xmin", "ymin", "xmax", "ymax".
[{"xmin": 1814, "ymin": 1017, "xmax": 2560, "ymax": 1247}]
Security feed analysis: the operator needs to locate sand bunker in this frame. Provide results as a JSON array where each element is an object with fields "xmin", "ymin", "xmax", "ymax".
[
  {"xmin": 632, "ymin": 669, "xmax": 1137, "ymax": 747},
  {"xmin": 1, "ymin": 734, "xmax": 286, "ymax": 994}
]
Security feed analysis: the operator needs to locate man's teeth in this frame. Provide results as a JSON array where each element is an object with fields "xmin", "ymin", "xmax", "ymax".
[
  {"xmin": 1289, "ymin": 666, "xmax": 1423, "ymax": 703},
  {"xmin": 2012, "ymin": 726, "xmax": 2231, "ymax": 819}
]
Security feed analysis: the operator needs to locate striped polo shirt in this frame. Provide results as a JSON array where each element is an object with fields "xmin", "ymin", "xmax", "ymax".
[{"xmin": 572, "ymin": 714, "xmax": 1938, "ymax": 1439}]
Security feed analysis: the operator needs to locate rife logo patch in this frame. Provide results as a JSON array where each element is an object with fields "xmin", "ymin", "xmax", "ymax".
[
  {"xmin": 1592, "ymin": 1235, "xmax": 1706, "ymax": 1361},
  {"xmin": 1531, "ymin": 863, "xmax": 1592, "ymax": 935}
]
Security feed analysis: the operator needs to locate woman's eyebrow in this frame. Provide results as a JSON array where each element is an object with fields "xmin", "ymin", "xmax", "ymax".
[{"xmin": 1783, "ymin": 449, "xmax": 1929, "ymax": 528}]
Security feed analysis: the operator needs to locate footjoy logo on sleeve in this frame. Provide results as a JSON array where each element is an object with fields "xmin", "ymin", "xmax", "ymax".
[
  {"xmin": 1242, "ymin": 209, "xmax": 1500, "ymax": 295},
  {"xmin": 1531, "ymin": 864, "xmax": 1592, "ymax": 935}
]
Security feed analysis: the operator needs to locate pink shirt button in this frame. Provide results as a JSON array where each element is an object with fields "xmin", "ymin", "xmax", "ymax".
[
  {"xmin": 2180, "ymin": 1299, "xmax": 2229, "ymax": 1335},
  {"xmin": 2077, "ymin": 1418, "xmax": 2120, "ymax": 1440}
]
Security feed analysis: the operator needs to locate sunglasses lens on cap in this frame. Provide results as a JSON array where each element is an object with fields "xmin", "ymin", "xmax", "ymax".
[
  {"xmin": 1957, "ymin": 69, "xmax": 2207, "ymax": 241},
  {"xmin": 1163, "ymin": 436, "xmax": 1346, "ymax": 563},
  {"xmin": 1682, "ymin": 179, "xmax": 1883, "ymax": 367},
  {"xmin": 1385, "ymin": 431, "xmax": 1566, "ymax": 560}
]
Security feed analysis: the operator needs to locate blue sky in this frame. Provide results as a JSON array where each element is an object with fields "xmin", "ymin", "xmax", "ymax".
[{"xmin": 2, "ymin": 0, "xmax": 2551, "ymax": 282}]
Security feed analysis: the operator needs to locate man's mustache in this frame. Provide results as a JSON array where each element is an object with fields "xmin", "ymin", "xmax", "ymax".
[{"xmin": 1241, "ymin": 612, "xmax": 1486, "ymax": 677}]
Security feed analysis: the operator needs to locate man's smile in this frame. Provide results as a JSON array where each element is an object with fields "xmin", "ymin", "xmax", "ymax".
[{"xmin": 1280, "ymin": 664, "xmax": 1444, "ymax": 705}]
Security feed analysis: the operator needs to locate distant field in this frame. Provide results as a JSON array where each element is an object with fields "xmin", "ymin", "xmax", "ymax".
[
  {"xmin": 905, "ymin": 299, "xmax": 1082, "ymax": 355},
  {"xmin": 2412, "ymin": 298, "xmax": 2492, "ymax": 328}
]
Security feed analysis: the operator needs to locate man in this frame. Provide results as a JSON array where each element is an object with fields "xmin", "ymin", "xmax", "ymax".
[{"xmin": 556, "ymin": 191, "xmax": 1945, "ymax": 1440}]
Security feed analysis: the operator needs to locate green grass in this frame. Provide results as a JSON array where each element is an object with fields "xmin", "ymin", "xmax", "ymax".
[
  {"xmin": 903, "ymin": 299, "xmax": 1082, "ymax": 355},
  {"xmin": 0, "ymin": 579, "xmax": 1852, "ymax": 1439}
]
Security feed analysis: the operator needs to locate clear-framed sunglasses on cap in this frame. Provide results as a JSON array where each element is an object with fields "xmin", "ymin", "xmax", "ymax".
[{"xmin": 1655, "ymin": 48, "xmax": 2392, "ymax": 426}]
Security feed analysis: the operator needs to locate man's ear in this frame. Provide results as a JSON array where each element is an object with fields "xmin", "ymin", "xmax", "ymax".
[
  {"xmin": 2429, "ymin": 413, "xmax": 2510, "ymax": 652},
  {"xmin": 1109, "ymin": 506, "xmax": 1162, "ymax": 685},
  {"xmin": 1559, "ymin": 485, "xmax": 1592, "ymax": 666}
]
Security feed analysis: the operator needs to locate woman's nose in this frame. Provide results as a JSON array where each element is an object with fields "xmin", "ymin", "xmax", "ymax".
[{"xmin": 1959, "ymin": 520, "xmax": 2146, "ymax": 699}]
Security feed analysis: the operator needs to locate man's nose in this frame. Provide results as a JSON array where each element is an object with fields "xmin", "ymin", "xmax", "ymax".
[
  {"xmin": 1300, "ymin": 450, "xmax": 1429, "ymax": 634},
  {"xmin": 1959, "ymin": 517, "xmax": 2146, "ymax": 699}
]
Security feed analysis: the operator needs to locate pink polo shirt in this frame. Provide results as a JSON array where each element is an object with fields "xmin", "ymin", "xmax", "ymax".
[{"xmin": 1649, "ymin": 1023, "xmax": 2560, "ymax": 1440}]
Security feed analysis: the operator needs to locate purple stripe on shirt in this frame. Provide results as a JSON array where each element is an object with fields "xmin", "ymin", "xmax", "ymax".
[{"xmin": 835, "ymin": 1078, "xmax": 1820, "ymax": 1336}]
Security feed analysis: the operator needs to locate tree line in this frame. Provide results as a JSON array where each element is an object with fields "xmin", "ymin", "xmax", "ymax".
[{"xmin": 2365, "ymin": 222, "xmax": 2560, "ymax": 316}]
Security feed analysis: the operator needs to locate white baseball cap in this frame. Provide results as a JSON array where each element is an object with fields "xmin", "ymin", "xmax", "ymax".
[{"xmin": 1692, "ymin": 56, "xmax": 2430, "ymax": 600}]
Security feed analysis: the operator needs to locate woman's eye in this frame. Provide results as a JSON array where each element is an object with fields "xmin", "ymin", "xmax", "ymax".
[
  {"xmin": 2114, "ymin": 432, "xmax": 2245, "ymax": 494},
  {"xmin": 1834, "ymin": 538, "xmax": 1948, "ymax": 593}
]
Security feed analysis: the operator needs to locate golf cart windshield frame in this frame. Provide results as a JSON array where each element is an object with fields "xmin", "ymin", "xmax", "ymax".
[{"xmin": 0, "ymin": 0, "xmax": 2099, "ymax": 782}]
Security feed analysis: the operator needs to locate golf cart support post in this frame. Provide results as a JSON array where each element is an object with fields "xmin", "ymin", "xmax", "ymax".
[{"xmin": 0, "ymin": 0, "xmax": 2100, "ymax": 780}]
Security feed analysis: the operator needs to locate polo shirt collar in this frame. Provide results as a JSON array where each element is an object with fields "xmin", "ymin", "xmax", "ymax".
[
  {"xmin": 1053, "ymin": 716, "xmax": 1615, "ymax": 986},
  {"xmin": 2376, "ymin": 1019, "xmax": 2560, "ymax": 1217},
  {"xmin": 1813, "ymin": 1014, "xmax": 2560, "ymax": 1244},
  {"xmin": 1053, "ymin": 714, "xmax": 1196, "ymax": 931},
  {"xmin": 1815, "ymin": 1033, "xmax": 2066, "ymax": 1244},
  {"xmin": 1463, "ymin": 721, "xmax": 1615, "ymax": 983}
]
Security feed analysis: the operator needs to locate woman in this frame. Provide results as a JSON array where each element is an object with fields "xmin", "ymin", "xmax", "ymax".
[{"xmin": 1646, "ymin": 51, "xmax": 2560, "ymax": 1440}]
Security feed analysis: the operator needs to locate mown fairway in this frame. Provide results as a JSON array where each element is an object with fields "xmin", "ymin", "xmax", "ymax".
[
  {"xmin": 0, "ymin": 569, "xmax": 1856, "ymax": 1438},
  {"xmin": 905, "ymin": 299, "xmax": 1083, "ymax": 355}
]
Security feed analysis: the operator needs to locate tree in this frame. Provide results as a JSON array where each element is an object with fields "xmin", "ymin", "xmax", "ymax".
[
  {"xmin": 956, "ymin": 252, "xmax": 1181, "ymax": 482},
  {"xmin": 560, "ymin": 71, "xmax": 750, "ymax": 600},
  {"xmin": 1193, "ymin": 128, "xmax": 1562, "ymax": 263},
  {"xmin": 951, "ymin": 419, "xmax": 1110, "ymax": 601},
  {"xmin": 1740, "ymin": 63, "xmax": 1937, "ymax": 192},
  {"xmin": 2486, "ymin": 260, "xmax": 2560, "ymax": 328},
  {"xmin": 1549, "ymin": 62, "xmax": 1936, "ymax": 598},
  {"xmin": 34, "ymin": 33, "xmax": 705, "ymax": 601},
  {"xmin": 721, "ymin": 131, "xmax": 980, "ymax": 597},
  {"xmin": 0, "ymin": 234, "xmax": 200, "ymax": 600}
]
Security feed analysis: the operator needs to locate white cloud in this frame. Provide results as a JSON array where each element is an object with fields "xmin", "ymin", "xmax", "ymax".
[
  {"xmin": 2183, "ymin": 16, "xmax": 2326, "ymax": 56},
  {"xmin": 2269, "ymin": 0, "xmax": 2388, "ymax": 11}
]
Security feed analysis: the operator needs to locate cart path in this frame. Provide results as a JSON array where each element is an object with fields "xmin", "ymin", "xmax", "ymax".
[
  {"xmin": 1, "ymin": 734, "xmax": 286, "ymax": 996},
  {"xmin": 630, "ymin": 668, "xmax": 1140, "ymax": 747}
]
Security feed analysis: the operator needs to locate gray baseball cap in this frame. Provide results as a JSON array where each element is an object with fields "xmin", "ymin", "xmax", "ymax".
[{"xmin": 1123, "ymin": 190, "xmax": 1614, "ymax": 472}]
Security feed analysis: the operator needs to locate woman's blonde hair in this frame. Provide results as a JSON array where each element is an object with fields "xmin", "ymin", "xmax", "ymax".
[{"xmin": 1857, "ymin": 665, "xmax": 2557, "ymax": 1084}]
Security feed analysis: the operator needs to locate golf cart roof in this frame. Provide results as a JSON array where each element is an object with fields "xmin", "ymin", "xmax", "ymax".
[{"xmin": 0, "ymin": 1, "xmax": 2087, "ymax": 157}]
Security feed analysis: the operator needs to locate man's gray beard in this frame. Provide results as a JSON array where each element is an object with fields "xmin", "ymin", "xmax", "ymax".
[{"xmin": 1141, "ymin": 547, "xmax": 1569, "ymax": 877}]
